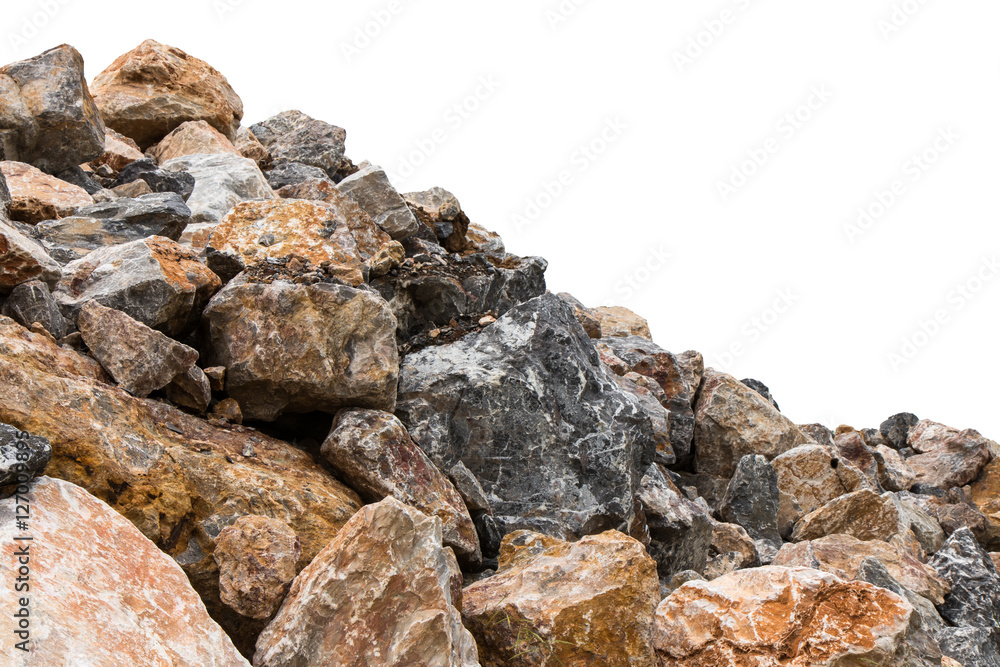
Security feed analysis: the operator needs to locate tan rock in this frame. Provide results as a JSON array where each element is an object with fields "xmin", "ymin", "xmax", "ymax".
[
  {"xmin": 592, "ymin": 304, "xmax": 652, "ymax": 338},
  {"xmin": 254, "ymin": 497, "xmax": 478, "ymax": 667},
  {"xmin": 653, "ymin": 566, "xmax": 915, "ymax": 666},
  {"xmin": 791, "ymin": 489, "xmax": 900, "ymax": 543},
  {"xmin": 0, "ymin": 160, "xmax": 92, "ymax": 223},
  {"xmin": 149, "ymin": 119, "xmax": 242, "ymax": 164},
  {"xmin": 211, "ymin": 397, "xmax": 243, "ymax": 425},
  {"xmin": 558, "ymin": 292, "xmax": 602, "ymax": 338},
  {"xmin": 91, "ymin": 40, "xmax": 243, "ymax": 149},
  {"xmin": 465, "ymin": 221, "xmax": 505, "ymax": 257},
  {"xmin": 213, "ymin": 516, "xmax": 301, "ymax": 620},
  {"xmin": 366, "ymin": 239, "xmax": 405, "ymax": 277},
  {"xmin": 907, "ymin": 419, "xmax": 994, "ymax": 489},
  {"xmin": 234, "ymin": 127, "xmax": 269, "ymax": 164},
  {"xmin": 876, "ymin": 444, "xmax": 917, "ymax": 491},
  {"xmin": 773, "ymin": 534, "xmax": 950, "ymax": 605},
  {"xmin": 773, "ymin": 443, "xmax": 872, "ymax": 515},
  {"xmin": 165, "ymin": 364, "xmax": 213, "ymax": 413},
  {"xmin": 111, "ymin": 178, "xmax": 154, "ymax": 198},
  {"xmin": 0, "ymin": 477, "xmax": 249, "ymax": 666},
  {"xmin": 0, "ymin": 218, "xmax": 61, "ymax": 293},
  {"xmin": 463, "ymin": 529, "xmax": 660, "ymax": 667},
  {"xmin": 972, "ymin": 458, "xmax": 1000, "ymax": 521},
  {"xmin": 89, "ymin": 127, "xmax": 144, "ymax": 172},
  {"xmin": 834, "ymin": 429, "xmax": 880, "ymax": 484},
  {"xmin": 694, "ymin": 369, "xmax": 809, "ymax": 478},
  {"xmin": 707, "ymin": 521, "xmax": 759, "ymax": 578},
  {"xmin": 206, "ymin": 199, "xmax": 365, "ymax": 284}
]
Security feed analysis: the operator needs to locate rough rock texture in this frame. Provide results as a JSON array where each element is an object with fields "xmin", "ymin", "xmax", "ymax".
[
  {"xmin": 235, "ymin": 127, "xmax": 268, "ymax": 164},
  {"xmin": 264, "ymin": 161, "xmax": 331, "ymax": 190},
  {"xmin": 404, "ymin": 187, "xmax": 471, "ymax": 253},
  {"xmin": 78, "ymin": 300, "xmax": 199, "ymax": 396},
  {"xmin": 466, "ymin": 222, "xmax": 505, "ymax": 258},
  {"xmin": 929, "ymin": 527, "xmax": 1000, "ymax": 655},
  {"xmin": 337, "ymin": 161, "xmax": 420, "ymax": 239},
  {"xmin": 206, "ymin": 199, "xmax": 364, "ymax": 284},
  {"xmin": 149, "ymin": 119, "xmax": 242, "ymax": 164},
  {"xmin": 560, "ymin": 291, "xmax": 603, "ymax": 338},
  {"xmin": 0, "ymin": 477, "xmax": 250, "ymax": 666},
  {"xmin": 591, "ymin": 305, "xmax": 652, "ymax": 338},
  {"xmin": 653, "ymin": 566, "xmax": 916, "ymax": 666},
  {"xmin": 91, "ymin": 40, "xmax": 243, "ymax": 149},
  {"xmin": 254, "ymin": 497, "xmax": 479, "ymax": 667},
  {"xmin": 876, "ymin": 444, "xmax": 917, "ymax": 491},
  {"xmin": 90, "ymin": 127, "xmax": 144, "ymax": 172},
  {"xmin": 675, "ymin": 350, "xmax": 705, "ymax": 404},
  {"xmin": 213, "ymin": 516, "xmax": 301, "ymax": 620},
  {"xmin": 397, "ymin": 293, "xmax": 656, "ymax": 539},
  {"xmin": 608, "ymin": 370, "xmax": 675, "ymax": 465},
  {"xmin": 161, "ymin": 153, "xmax": 275, "ymax": 224},
  {"xmin": 693, "ymin": 369, "xmax": 809, "ymax": 478},
  {"xmin": 321, "ymin": 409, "xmax": 480, "ymax": 564},
  {"xmin": 907, "ymin": 419, "xmax": 994, "ymax": 489},
  {"xmin": 638, "ymin": 463, "xmax": 714, "ymax": 581},
  {"xmin": 165, "ymin": 364, "xmax": 212, "ymax": 413},
  {"xmin": 203, "ymin": 275, "xmax": 399, "ymax": 420},
  {"xmin": 0, "ymin": 218, "xmax": 61, "ymax": 292},
  {"xmin": 773, "ymin": 443, "xmax": 871, "ymax": 515},
  {"xmin": 0, "ymin": 422, "xmax": 51, "ymax": 486},
  {"xmin": 719, "ymin": 454, "xmax": 782, "ymax": 560},
  {"xmin": 790, "ymin": 489, "xmax": 901, "ymax": 542},
  {"xmin": 833, "ymin": 429, "xmax": 881, "ymax": 486},
  {"xmin": 463, "ymin": 529, "xmax": 660, "ymax": 667},
  {"xmin": 1, "ymin": 279, "xmax": 68, "ymax": 338},
  {"xmin": 740, "ymin": 377, "xmax": 780, "ymax": 411},
  {"xmin": 113, "ymin": 157, "xmax": 196, "ymax": 200},
  {"xmin": 882, "ymin": 412, "xmax": 921, "ymax": 450},
  {"xmin": 250, "ymin": 110, "xmax": 347, "ymax": 179},
  {"xmin": 0, "ymin": 160, "xmax": 93, "ymax": 223},
  {"xmin": 708, "ymin": 521, "xmax": 759, "ymax": 578},
  {"xmin": 54, "ymin": 236, "xmax": 221, "ymax": 336},
  {"xmin": 0, "ymin": 45, "xmax": 105, "ymax": 172}
]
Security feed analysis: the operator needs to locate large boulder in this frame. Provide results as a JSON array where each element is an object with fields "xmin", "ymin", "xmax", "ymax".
[
  {"xmin": 462, "ymin": 530, "xmax": 660, "ymax": 667},
  {"xmin": 0, "ymin": 45, "xmax": 105, "ymax": 172},
  {"xmin": 0, "ymin": 476, "xmax": 249, "ymax": 666},
  {"xmin": 0, "ymin": 160, "xmax": 92, "ymax": 224},
  {"xmin": 0, "ymin": 218, "xmax": 61, "ymax": 293},
  {"xmin": 149, "ymin": 119, "xmax": 242, "ymax": 164},
  {"xmin": 906, "ymin": 419, "xmax": 994, "ymax": 490},
  {"xmin": 202, "ymin": 270, "xmax": 399, "ymax": 420},
  {"xmin": 336, "ymin": 161, "xmax": 420, "ymax": 240},
  {"xmin": 91, "ymin": 40, "xmax": 243, "ymax": 149},
  {"xmin": 249, "ymin": 110, "xmax": 347, "ymax": 180},
  {"xmin": 790, "ymin": 489, "xmax": 901, "ymax": 543},
  {"xmin": 160, "ymin": 153, "xmax": 274, "ymax": 224},
  {"xmin": 397, "ymin": 293, "xmax": 656, "ymax": 539},
  {"xmin": 254, "ymin": 497, "xmax": 479, "ymax": 667},
  {"xmin": 772, "ymin": 443, "xmax": 872, "ymax": 516}
]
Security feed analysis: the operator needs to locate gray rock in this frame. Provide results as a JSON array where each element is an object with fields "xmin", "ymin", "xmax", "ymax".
[
  {"xmin": 799, "ymin": 423, "xmax": 835, "ymax": 447},
  {"xmin": 719, "ymin": 454, "xmax": 782, "ymax": 560},
  {"xmin": 0, "ymin": 219, "xmax": 62, "ymax": 293},
  {"xmin": 250, "ymin": 110, "xmax": 347, "ymax": 179},
  {"xmin": 740, "ymin": 378, "xmax": 780, "ymax": 411},
  {"xmin": 1, "ymin": 280, "xmax": 69, "ymax": 338},
  {"xmin": 881, "ymin": 412, "xmax": 920, "ymax": 450},
  {"xmin": 54, "ymin": 166, "xmax": 103, "ymax": 195},
  {"xmin": 638, "ymin": 463, "xmax": 713, "ymax": 582},
  {"xmin": 160, "ymin": 153, "xmax": 274, "ymax": 223},
  {"xmin": 475, "ymin": 513, "xmax": 506, "ymax": 561},
  {"xmin": 675, "ymin": 350, "xmax": 704, "ymax": 405},
  {"xmin": 0, "ymin": 423, "xmax": 51, "ymax": 487},
  {"xmin": 403, "ymin": 187, "xmax": 470, "ymax": 253},
  {"xmin": 397, "ymin": 293, "xmax": 656, "ymax": 540},
  {"xmin": 929, "ymin": 527, "xmax": 1000, "ymax": 655},
  {"xmin": 112, "ymin": 158, "xmax": 195, "ymax": 201},
  {"xmin": 938, "ymin": 627, "xmax": 1000, "ymax": 667},
  {"xmin": 0, "ymin": 170, "xmax": 10, "ymax": 217},
  {"xmin": 609, "ymin": 370, "xmax": 675, "ymax": 466},
  {"xmin": 336, "ymin": 162, "xmax": 419, "ymax": 240},
  {"xmin": 448, "ymin": 461, "xmax": 491, "ymax": 514},
  {"xmin": 264, "ymin": 161, "xmax": 332, "ymax": 190}
]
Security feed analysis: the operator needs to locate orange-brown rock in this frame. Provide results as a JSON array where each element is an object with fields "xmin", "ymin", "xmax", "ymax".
[
  {"xmin": 972, "ymin": 458, "xmax": 1000, "ymax": 523},
  {"xmin": 234, "ymin": 127, "xmax": 269, "ymax": 164},
  {"xmin": 91, "ymin": 40, "xmax": 243, "ymax": 149},
  {"xmin": 654, "ymin": 566, "xmax": 916, "ymax": 666},
  {"xmin": 0, "ymin": 477, "xmax": 250, "ymax": 666},
  {"xmin": 773, "ymin": 443, "xmax": 872, "ymax": 515},
  {"xmin": 149, "ymin": 119, "xmax": 242, "ymax": 164},
  {"xmin": 592, "ymin": 305, "xmax": 652, "ymax": 338},
  {"xmin": 0, "ymin": 160, "xmax": 92, "ymax": 223},
  {"xmin": 907, "ymin": 419, "xmax": 995, "ymax": 489},
  {"xmin": 213, "ymin": 516, "xmax": 301, "ymax": 620},
  {"xmin": 89, "ymin": 127, "xmax": 144, "ymax": 172},
  {"xmin": 463, "ymin": 530, "xmax": 660, "ymax": 667},
  {"xmin": 0, "ymin": 219, "xmax": 61, "ymax": 293},
  {"xmin": 791, "ymin": 489, "xmax": 901, "ymax": 543},
  {"xmin": 254, "ymin": 497, "xmax": 479, "ymax": 667}
]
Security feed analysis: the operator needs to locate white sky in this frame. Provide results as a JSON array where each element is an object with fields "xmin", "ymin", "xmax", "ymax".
[{"xmin": 4, "ymin": 0, "xmax": 999, "ymax": 440}]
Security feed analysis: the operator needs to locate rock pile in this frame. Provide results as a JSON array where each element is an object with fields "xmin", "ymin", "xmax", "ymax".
[{"xmin": 0, "ymin": 41, "xmax": 996, "ymax": 667}]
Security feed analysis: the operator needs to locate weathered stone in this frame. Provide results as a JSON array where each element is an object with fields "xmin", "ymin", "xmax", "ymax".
[
  {"xmin": 773, "ymin": 534, "xmax": 949, "ymax": 605},
  {"xmin": 877, "ymin": 444, "xmax": 917, "ymax": 492},
  {"xmin": 592, "ymin": 305, "xmax": 651, "ymax": 338},
  {"xmin": 929, "ymin": 527, "xmax": 1000, "ymax": 656},
  {"xmin": 639, "ymin": 463, "xmax": 714, "ymax": 581},
  {"xmin": 203, "ymin": 275, "xmax": 399, "ymax": 421},
  {"xmin": 903, "ymin": 490, "xmax": 1000, "ymax": 551},
  {"xmin": 558, "ymin": 291, "xmax": 602, "ymax": 338},
  {"xmin": 0, "ymin": 160, "xmax": 92, "ymax": 223},
  {"xmin": 113, "ymin": 157, "xmax": 196, "ymax": 200},
  {"xmin": 740, "ymin": 377, "xmax": 780, "ymax": 411},
  {"xmin": 0, "ymin": 218, "xmax": 61, "ymax": 292},
  {"xmin": 449, "ymin": 460, "xmax": 492, "ymax": 514},
  {"xmin": 799, "ymin": 422, "xmax": 836, "ymax": 447},
  {"xmin": 694, "ymin": 369, "xmax": 809, "ymax": 478},
  {"xmin": 0, "ymin": 477, "xmax": 250, "ymax": 666},
  {"xmin": 321, "ymin": 409, "xmax": 480, "ymax": 564},
  {"xmin": 1, "ymin": 279, "xmax": 68, "ymax": 337},
  {"xmin": 234, "ymin": 127, "xmax": 268, "ymax": 164},
  {"xmin": 264, "ymin": 160, "xmax": 331, "ymax": 190},
  {"xmin": 213, "ymin": 516, "xmax": 301, "ymax": 621},
  {"xmin": 0, "ymin": 422, "xmax": 51, "ymax": 486},
  {"xmin": 404, "ymin": 187, "xmax": 471, "ymax": 253},
  {"xmin": 895, "ymin": 495, "xmax": 947, "ymax": 555},
  {"xmin": 160, "ymin": 153, "xmax": 275, "ymax": 223},
  {"xmin": 112, "ymin": 178, "xmax": 154, "ymax": 198},
  {"xmin": 653, "ymin": 566, "xmax": 916, "ymax": 666},
  {"xmin": 463, "ymin": 529, "xmax": 659, "ymax": 667},
  {"xmin": 211, "ymin": 397, "xmax": 243, "ymax": 425},
  {"xmin": 610, "ymin": 370, "xmax": 675, "ymax": 465},
  {"xmin": 773, "ymin": 443, "xmax": 872, "ymax": 515},
  {"xmin": 54, "ymin": 236, "xmax": 221, "ymax": 337},
  {"xmin": 834, "ymin": 429, "xmax": 881, "ymax": 487},
  {"xmin": 708, "ymin": 521, "xmax": 759, "ymax": 576},
  {"xmin": 719, "ymin": 454, "xmax": 782, "ymax": 560},
  {"xmin": 250, "ymin": 110, "xmax": 347, "ymax": 179},
  {"xmin": 54, "ymin": 164, "xmax": 103, "ymax": 194},
  {"xmin": 777, "ymin": 489, "xmax": 804, "ymax": 539},
  {"xmin": 907, "ymin": 419, "xmax": 994, "ymax": 489},
  {"xmin": 397, "ymin": 293, "xmax": 655, "ymax": 539},
  {"xmin": 337, "ymin": 161, "xmax": 420, "ymax": 239},
  {"xmin": 938, "ymin": 627, "xmax": 1000, "ymax": 667},
  {"xmin": 92, "ymin": 40, "xmax": 243, "ymax": 149},
  {"xmin": 0, "ymin": 45, "xmax": 105, "ymax": 172},
  {"xmin": 466, "ymin": 221, "xmax": 505, "ymax": 258},
  {"xmin": 0, "ymin": 71, "xmax": 36, "ymax": 166},
  {"xmin": 366, "ymin": 239, "xmax": 405, "ymax": 277},
  {"xmin": 791, "ymin": 489, "xmax": 901, "ymax": 543},
  {"xmin": 205, "ymin": 199, "xmax": 364, "ymax": 284},
  {"xmin": 254, "ymin": 497, "xmax": 478, "ymax": 667},
  {"xmin": 675, "ymin": 350, "xmax": 705, "ymax": 403},
  {"xmin": 165, "ymin": 364, "xmax": 212, "ymax": 412},
  {"xmin": 89, "ymin": 127, "xmax": 144, "ymax": 172},
  {"xmin": 882, "ymin": 412, "xmax": 921, "ymax": 450},
  {"xmin": 149, "ymin": 119, "xmax": 242, "ymax": 164},
  {"xmin": 204, "ymin": 365, "xmax": 226, "ymax": 392}
]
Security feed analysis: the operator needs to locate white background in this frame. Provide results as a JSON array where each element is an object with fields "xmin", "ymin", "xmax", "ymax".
[{"xmin": 4, "ymin": 0, "xmax": 999, "ymax": 439}]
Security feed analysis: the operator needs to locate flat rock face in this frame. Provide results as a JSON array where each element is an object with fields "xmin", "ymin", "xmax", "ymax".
[
  {"xmin": 0, "ymin": 160, "xmax": 93, "ymax": 224},
  {"xmin": 250, "ymin": 110, "xmax": 347, "ymax": 179},
  {"xmin": 203, "ymin": 276, "xmax": 399, "ymax": 420},
  {"xmin": 254, "ymin": 497, "xmax": 479, "ymax": 667},
  {"xmin": 772, "ymin": 443, "xmax": 871, "ymax": 516},
  {"xmin": 791, "ymin": 489, "xmax": 901, "ymax": 543},
  {"xmin": 321, "ymin": 409, "xmax": 480, "ymax": 564},
  {"xmin": 206, "ymin": 199, "xmax": 365, "ymax": 284},
  {"xmin": 592, "ymin": 305, "xmax": 652, "ymax": 338},
  {"xmin": 397, "ymin": 293, "xmax": 656, "ymax": 539},
  {"xmin": 92, "ymin": 39, "xmax": 243, "ymax": 149},
  {"xmin": 876, "ymin": 444, "xmax": 917, "ymax": 491},
  {"xmin": 773, "ymin": 533, "xmax": 950, "ymax": 605},
  {"xmin": 0, "ymin": 477, "xmax": 249, "ymax": 666},
  {"xmin": 150, "ymin": 119, "xmax": 242, "ymax": 163},
  {"xmin": 653, "ymin": 566, "xmax": 915, "ymax": 666},
  {"xmin": 235, "ymin": 127, "xmax": 268, "ymax": 164},
  {"xmin": 0, "ymin": 45, "xmax": 105, "ymax": 172},
  {"xmin": 0, "ymin": 219, "xmax": 61, "ymax": 292},
  {"xmin": 160, "ymin": 153, "xmax": 275, "ymax": 223},
  {"xmin": 907, "ymin": 419, "xmax": 994, "ymax": 489},
  {"xmin": 337, "ymin": 161, "xmax": 420, "ymax": 240},
  {"xmin": 54, "ymin": 236, "xmax": 221, "ymax": 336},
  {"xmin": 693, "ymin": 369, "xmax": 809, "ymax": 478},
  {"xmin": 929, "ymin": 527, "xmax": 1000, "ymax": 656},
  {"xmin": 463, "ymin": 530, "xmax": 660, "ymax": 667}
]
